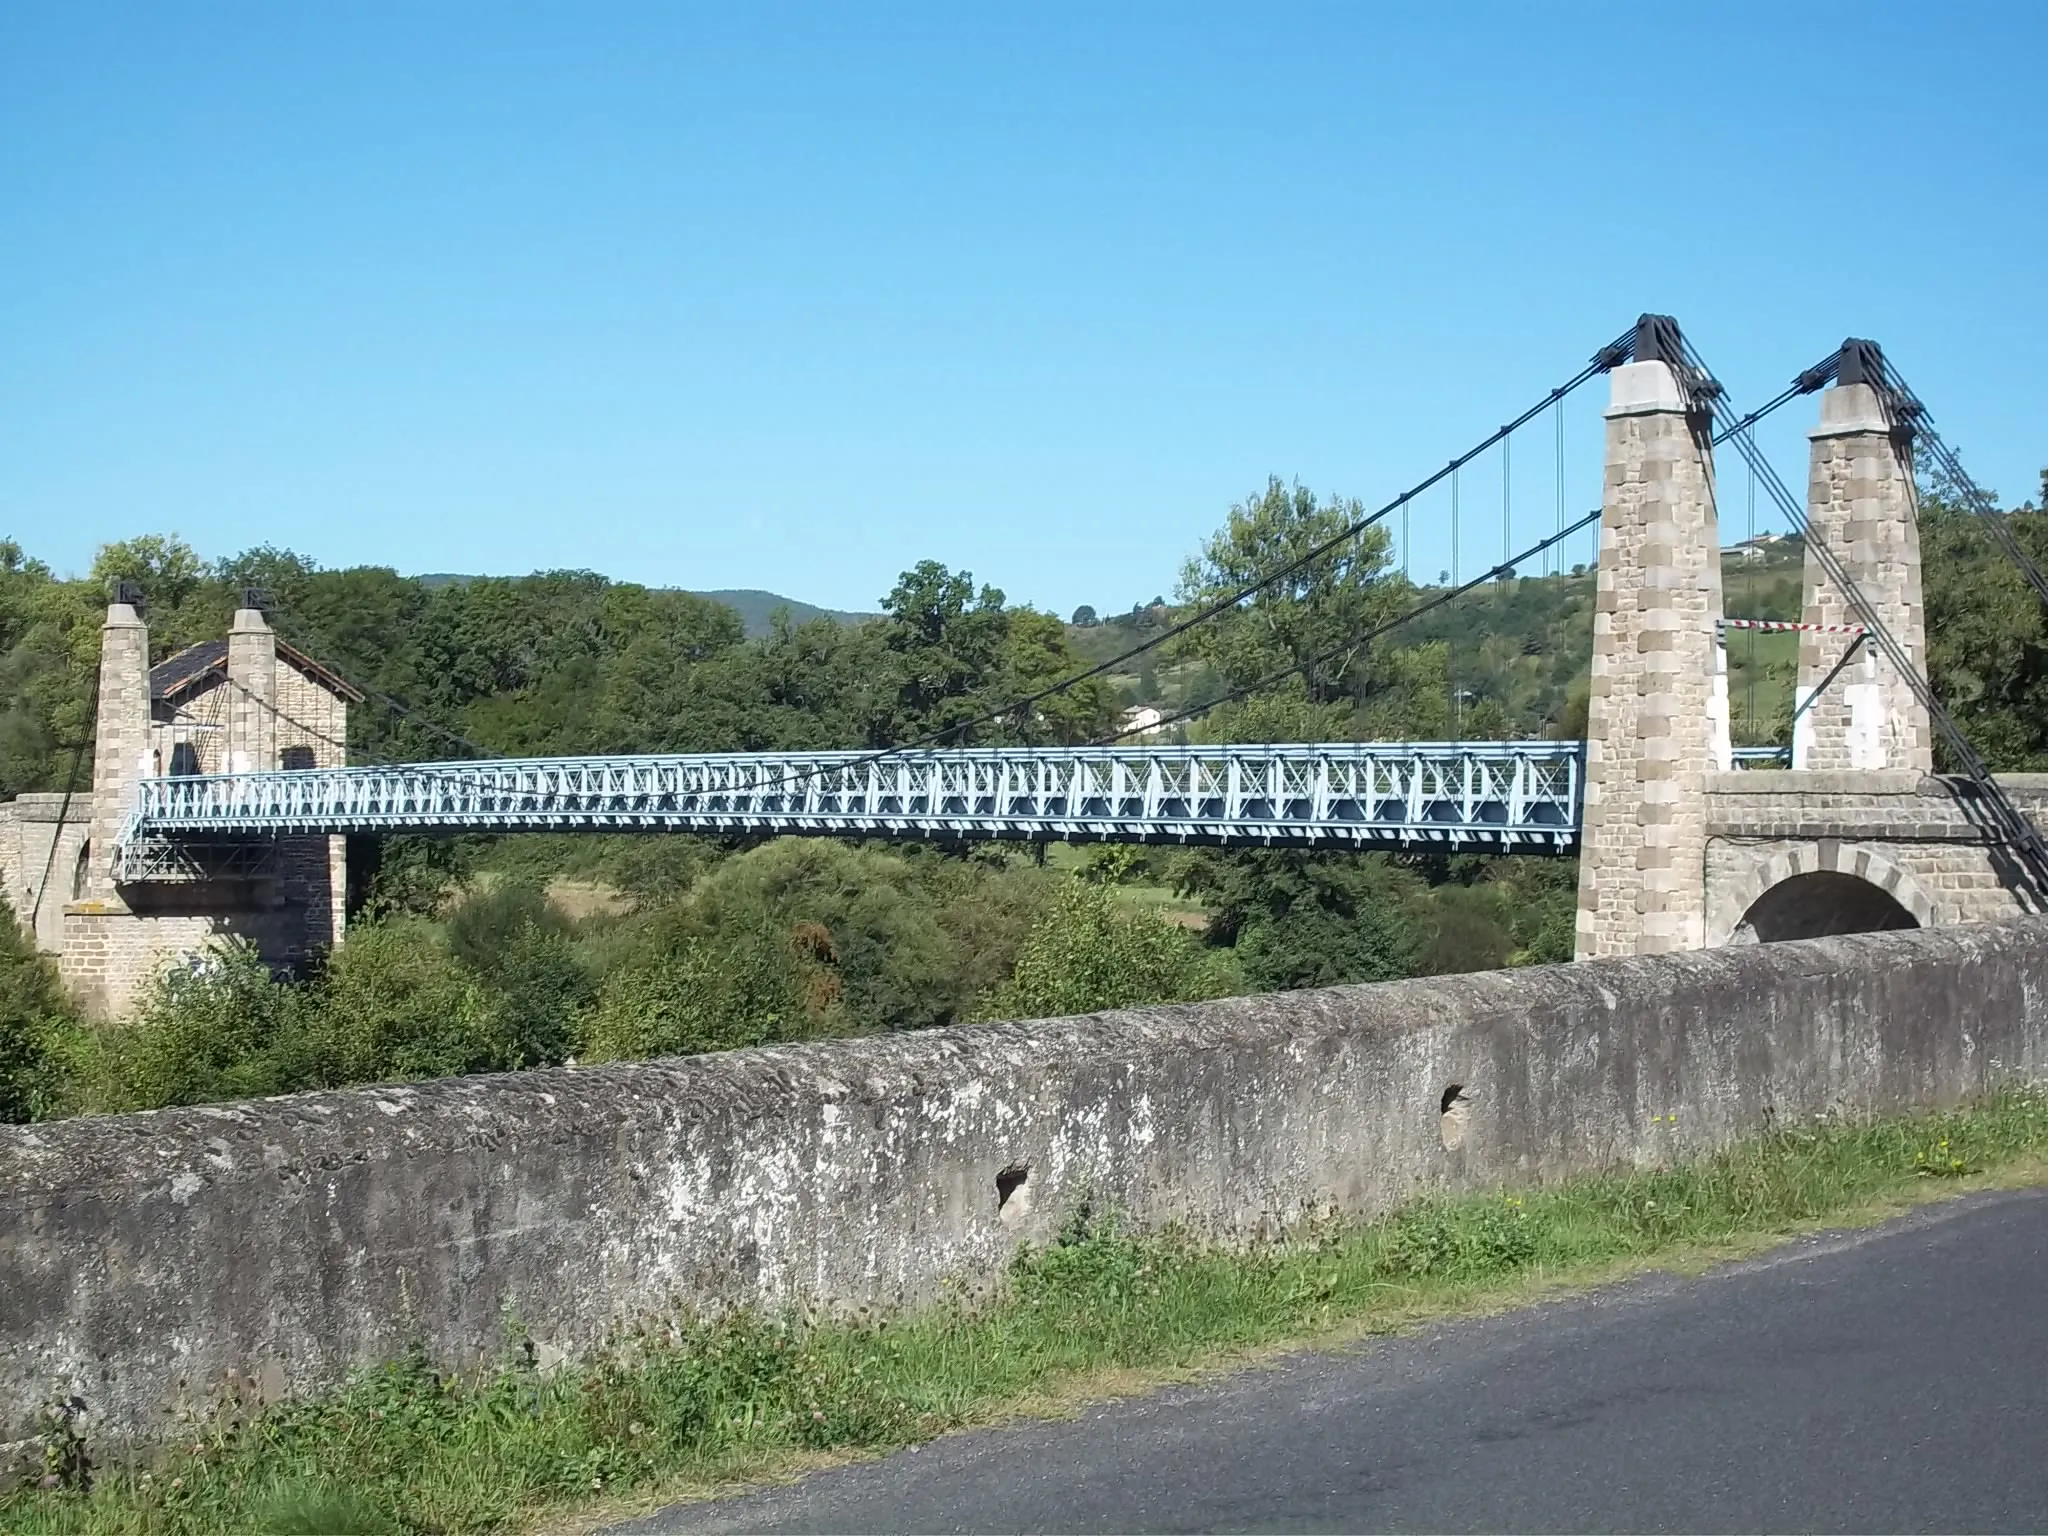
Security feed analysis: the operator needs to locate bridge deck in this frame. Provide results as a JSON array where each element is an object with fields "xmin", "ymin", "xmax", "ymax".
[{"xmin": 117, "ymin": 742, "xmax": 1585, "ymax": 877}]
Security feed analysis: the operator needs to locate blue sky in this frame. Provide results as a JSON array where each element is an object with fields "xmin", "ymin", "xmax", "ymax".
[{"xmin": 3, "ymin": 2, "xmax": 2042, "ymax": 617}]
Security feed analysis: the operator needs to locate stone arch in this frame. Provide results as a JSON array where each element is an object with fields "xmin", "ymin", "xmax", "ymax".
[{"xmin": 1710, "ymin": 842, "xmax": 1937, "ymax": 947}]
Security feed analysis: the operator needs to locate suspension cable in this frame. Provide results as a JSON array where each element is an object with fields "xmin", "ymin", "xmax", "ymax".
[
  {"xmin": 1873, "ymin": 355, "xmax": 2048, "ymax": 610},
  {"xmin": 859, "ymin": 328, "xmax": 1634, "ymax": 757},
  {"xmin": 148, "ymin": 326, "xmax": 1644, "ymax": 832},
  {"xmin": 1687, "ymin": 337, "xmax": 2048, "ymax": 900},
  {"xmin": 247, "ymin": 326, "xmax": 1639, "ymax": 808},
  {"xmin": 1096, "ymin": 509, "xmax": 1601, "ymax": 745}
]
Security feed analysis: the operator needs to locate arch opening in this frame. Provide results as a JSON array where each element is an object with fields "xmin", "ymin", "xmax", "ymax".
[{"xmin": 1734, "ymin": 870, "xmax": 1919, "ymax": 945}]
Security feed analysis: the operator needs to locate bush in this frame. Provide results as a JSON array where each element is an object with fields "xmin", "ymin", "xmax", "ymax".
[
  {"xmin": 447, "ymin": 881, "xmax": 592, "ymax": 1068},
  {"xmin": 578, "ymin": 923, "xmax": 814, "ymax": 1062},
  {"xmin": 447, "ymin": 879, "xmax": 566, "ymax": 974},
  {"xmin": 63, "ymin": 941, "xmax": 301, "ymax": 1113},
  {"xmin": 302, "ymin": 919, "xmax": 505, "ymax": 1083},
  {"xmin": 1184, "ymin": 851, "xmax": 1422, "ymax": 993},
  {"xmin": 975, "ymin": 880, "xmax": 1240, "ymax": 1021},
  {"xmin": 682, "ymin": 840, "xmax": 989, "ymax": 1031},
  {"xmin": 0, "ymin": 892, "xmax": 76, "ymax": 1121}
]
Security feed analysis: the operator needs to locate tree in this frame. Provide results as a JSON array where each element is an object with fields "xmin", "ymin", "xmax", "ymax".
[
  {"xmin": 991, "ymin": 608, "xmax": 1113, "ymax": 743},
  {"xmin": 1071, "ymin": 604, "xmax": 1099, "ymax": 627},
  {"xmin": 1176, "ymin": 850, "xmax": 1422, "ymax": 992},
  {"xmin": 868, "ymin": 562, "xmax": 1108, "ymax": 747},
  {"xmin": 1174, "ymin": 478, "xmax": 1406, "ymax": 737},
  {"xmin": 90, "ymin": 535, "xmax": 204, "ymax": 612},
  {"xmin": 874, "ymin": 561, "xmax": 1013, "ymax": 744},
  {"xmin": 1918, "ymin": 473, "xmax": 2048, "ymax": 770}
]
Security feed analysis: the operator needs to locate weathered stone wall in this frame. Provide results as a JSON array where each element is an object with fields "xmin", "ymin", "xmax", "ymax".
[
  {"xmin": 1575, "ymin": 357, "xmax": 1726, "ymax": 956},
  {"xmin": 0, "ymin": 795, "xmax": 89, "ymax": 954},
  {"xmin": 5, "ymin": 920, "xmax": 2046, "ymax": 1446},
  {"xmin": 1703, "ymin": 771, "xmax": 2048, "ymax": 942}
]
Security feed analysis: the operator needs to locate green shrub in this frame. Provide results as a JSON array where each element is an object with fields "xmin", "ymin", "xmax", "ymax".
[
  {"xmin": 0, "ymin": 892, "xmax": 76, "ymax": 1122},
  {"xmin": 975, "ymin": 879, "xmax": 1240, "ymax": 1021},
  {"xmin": 64, "ymin": 941, "xmax": 300, "ymax": 1113},
  {"xmin": 300, "ymin": 919, "xmax": 504, "ymax": 1083},
  {"xmin": 578, "ymin": 923, "xmax": 813, "ymax": 1062}
]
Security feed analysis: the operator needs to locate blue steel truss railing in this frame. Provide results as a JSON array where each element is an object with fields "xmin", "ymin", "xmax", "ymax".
[{"xmin": 115, "ymin": 742, "xmax": 1585, "ymax": 878}]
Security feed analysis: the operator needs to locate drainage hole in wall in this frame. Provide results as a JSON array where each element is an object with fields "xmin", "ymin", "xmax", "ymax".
[
  {"xmin": 995, "ymin": 1163, "xmax": 1030, "ymax": 1211},
  {"xmin": 1439, "ymin": 1084, "xmax": 1471, "ymax": 1151}
]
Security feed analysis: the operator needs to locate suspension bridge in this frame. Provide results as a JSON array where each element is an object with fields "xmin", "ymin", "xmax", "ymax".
[
  {"xmin": 115, "ymin": 741, "xmax": 1586, "ymax": 871},
  {"xmin": 9, "ymin": 312, "xmax": 2046, "ymax": 1013}
]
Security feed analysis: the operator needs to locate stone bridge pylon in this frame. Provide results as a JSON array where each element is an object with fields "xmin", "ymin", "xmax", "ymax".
[
  {"xmin": 1575, "ymin": 316, "xmax": 2041, "ymax": 959},
  {"xmin": 0, "ymin": 591, "xmax": 356, "ymax": 1016}
]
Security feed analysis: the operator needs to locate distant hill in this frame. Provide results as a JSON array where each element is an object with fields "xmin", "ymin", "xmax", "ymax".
[
  {"xmin": 408, "ymin": 574, "xmax": 875, "ymax": 637},
  {"xmin": 688, "ymin": 589, "xmax": 878, "ymax": 637}
]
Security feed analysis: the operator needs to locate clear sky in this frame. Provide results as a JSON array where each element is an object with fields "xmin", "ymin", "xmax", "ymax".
[{"xmin": 3, "ymin": 2, "xmax": 2042, "ymax": 618}]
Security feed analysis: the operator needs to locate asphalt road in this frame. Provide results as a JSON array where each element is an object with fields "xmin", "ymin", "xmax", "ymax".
[{"xmin": 618, "ymin": 1189, "xmax": 2048, "ymax": 1534}]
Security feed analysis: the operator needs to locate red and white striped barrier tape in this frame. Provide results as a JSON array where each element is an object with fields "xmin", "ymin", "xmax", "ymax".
[{"xmin": 1717, "ymin": 617, "xmax": 1866, "ymax": 634}]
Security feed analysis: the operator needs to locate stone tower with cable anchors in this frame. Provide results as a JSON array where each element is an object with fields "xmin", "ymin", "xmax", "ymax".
[
  {"xmin": 1575, "ymin": 316, "xmax": 2048, "ymax": 958},
  {"xmin": 0, "ymin": 586, "xmax": 359, "ymax": 1017}
]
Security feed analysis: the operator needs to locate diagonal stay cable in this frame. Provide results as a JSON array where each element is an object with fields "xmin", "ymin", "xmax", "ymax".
[
  {"xmin": 1091, "ymin": 509, "xmax": 1601, "ymax": 746},
  {"xmin": 1688, "ymin": 338, "xmax": 2048, "ymax": 899},
  {"xmin": 1873, "ymin": 355, "xmax": 2048, "ymax": 611}
]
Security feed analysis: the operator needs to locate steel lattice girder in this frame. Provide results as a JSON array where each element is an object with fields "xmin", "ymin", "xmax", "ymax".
[{"xmin": 118, "ymin": 742, "xmax": 1585, "ymax": 872}]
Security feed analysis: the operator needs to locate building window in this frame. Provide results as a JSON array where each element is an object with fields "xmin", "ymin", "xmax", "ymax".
[
  {"xmin": 170, "ymin": 742, "xmax": 202, "ymax": 776},
  {"xmin": 281, "ymin": 745, "xmax": 316, "ymax": 771}
]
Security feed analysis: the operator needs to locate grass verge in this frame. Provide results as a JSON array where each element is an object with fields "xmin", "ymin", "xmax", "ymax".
[{"xmin": 12, "ymin": 1085, "xmax": 2048, "ymax": 1536}]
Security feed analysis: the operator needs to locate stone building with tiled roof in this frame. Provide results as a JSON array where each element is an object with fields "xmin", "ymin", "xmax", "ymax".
[{"xmin": 0, "ymin": 591, "xmax": 362, "ymax": 1016}]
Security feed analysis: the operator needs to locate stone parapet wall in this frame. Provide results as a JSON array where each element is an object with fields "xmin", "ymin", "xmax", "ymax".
[
  {"xmin": 5, "ymin": 920, "xmax": 2046, "ymax": 1446},
  {"xmin": 1704, "ymin": 771, "xmax": 2048, "ymax": 840}
]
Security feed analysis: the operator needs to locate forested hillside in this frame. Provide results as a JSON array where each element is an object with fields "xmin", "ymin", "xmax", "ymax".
[{"xmin": 0, "ymin": 465, "xmax": 2041, "ymax": 1123}]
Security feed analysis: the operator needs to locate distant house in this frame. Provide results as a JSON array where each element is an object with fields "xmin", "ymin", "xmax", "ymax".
[
  {"xmin": 1120, "ymin": 705, "xmax": 1166, "ymax": 738},
  {"xmin": 150, "ymin": 636, "xmax": 363, "ymax": 777},
  {"xmin": 1725, "ymin": 534, "xmax": 1787, "ymax": 563}
]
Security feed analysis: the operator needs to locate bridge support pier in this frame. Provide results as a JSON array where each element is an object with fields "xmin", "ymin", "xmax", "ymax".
[
  {"xmin": 23, "ymin": 593, "xmax": 346, "ymax": 1019},
  {"xmin": 1575, "ymin": 320, "xmax": 1727, "ymax": 959},
  {"xmin": 1793, "ymin": 349, "xmax": 1931, "ymax": 772}
]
